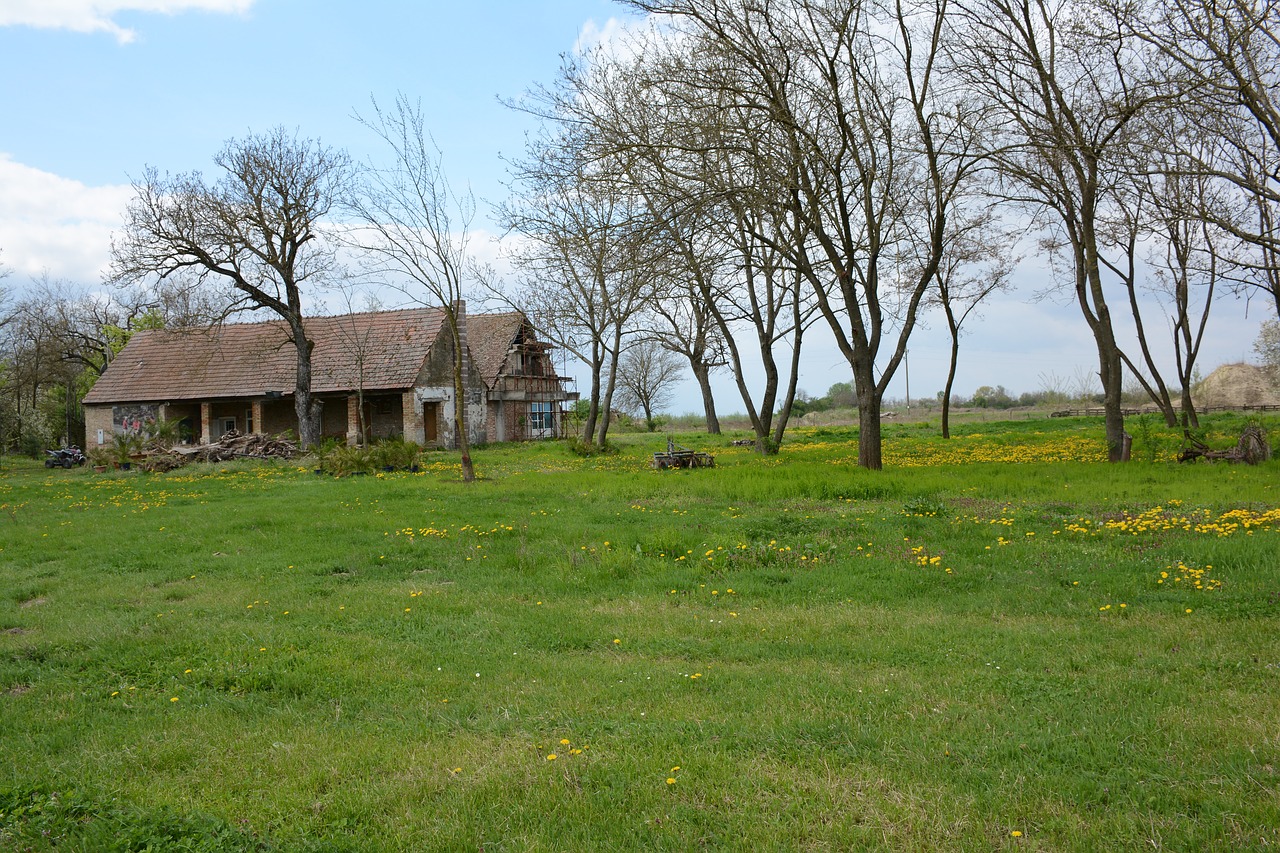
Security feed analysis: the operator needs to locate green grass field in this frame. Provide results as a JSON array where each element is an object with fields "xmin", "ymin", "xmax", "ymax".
[{"xmin": 2, "ymin": 415, "xmax": 1279, "ymax": 851}]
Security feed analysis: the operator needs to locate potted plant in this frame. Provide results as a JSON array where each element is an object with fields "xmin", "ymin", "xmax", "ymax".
[
  {"xmin": 87, "ymin": 447, "xmax": 111, "ymax": 474},
  {"xmin": 110, "ymin": 432, "xmax": 143, "ymax": 470}
]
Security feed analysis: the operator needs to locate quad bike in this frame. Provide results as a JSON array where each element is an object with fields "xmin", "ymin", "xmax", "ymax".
[{"xmin": 44, "ymin": 446, "xmax": 87, "ymax": 468}]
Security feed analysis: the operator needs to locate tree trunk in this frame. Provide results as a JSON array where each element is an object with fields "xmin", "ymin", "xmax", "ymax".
[
  {"xmin": 1097, "ymin": 341, "xmax": 1127, "ymax": 462},
  {"xmin": 596, "ymin": 334, "xmax": 622, "ymax": 448},
  {"xmin": 942, "ymin": 335, "xmax": 959, "ymax": 441},
  {"xmin": 581, "ymin": 341, "xmax": 602, "ymax": 444},
  {"xmin": 770, "ymin": 319, "xmax": 805, "ymax": 449},
  {"xmin": 447, "ymin": 312, "xmax": 475, "ymax": 483},
  {"xmin": 941, "ymin": 299, "xmax": 961, "ymax": 440},
  {"xmin": 1179, "ymin": 385, "xmax": 1199, "ymax": 429},
  {"xmin": 856, "ymin": 383, "xmax": 883, "ymax": 470},
  {"xmin": 291, "ymin": 330, "xmax": 322, "ymax": 450},
  {"xmin": 692, "ymin": 362, "xmax": 720, "ymax": 434}
]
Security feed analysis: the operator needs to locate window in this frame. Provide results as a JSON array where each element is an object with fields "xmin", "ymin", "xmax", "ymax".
[
  {"xmin": 245, "ymin": 409, "xmax": 254, "ymax": 433},
  {"xmin": 219, "ymin": 417, "xmax": 236, "ymax": 436},
  {"xmin": 528, "ymin": 402, "xmax": 554, "ymax": 436}
]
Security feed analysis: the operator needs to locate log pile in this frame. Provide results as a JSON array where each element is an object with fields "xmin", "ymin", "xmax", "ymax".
[
  {"xmin": 143, "ymin": 430, "xmax": 300, "ymax": 471},
  {"xmin": 1178, "ymin": 426, "xmax": 1272, "ymax": 464},
  {"xmin": 181, "ymin": 430, "xmax": 299, "ymax": 463}
]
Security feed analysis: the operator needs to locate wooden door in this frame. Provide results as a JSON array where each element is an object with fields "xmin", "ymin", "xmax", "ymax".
[{"xmin": 424, "ymin": 402, "xmax": 438, "ymax": 445}]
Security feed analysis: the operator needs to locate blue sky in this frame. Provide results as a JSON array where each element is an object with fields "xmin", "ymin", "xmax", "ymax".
[
  {"xmin": 0, "ymin": 1, "xmax": 624, "ymax": 223},
  {"xmin": 0, "ymin": 1, "xmax": 1266, "ymax": 415}
]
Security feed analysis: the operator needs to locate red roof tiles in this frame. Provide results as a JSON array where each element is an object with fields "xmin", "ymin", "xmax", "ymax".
[
  {"xmin": 83, "ymin": 308, "xmax": 447, "ymax": 404},
  {"xmin": 466, "ymin": 312, "xmax": 524, "ymax": 388}
]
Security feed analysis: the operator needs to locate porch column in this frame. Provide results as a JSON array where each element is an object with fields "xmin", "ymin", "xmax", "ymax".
[
  {"xmin": 346, "ymin": 395, "xmax": 360, "ymax": 446},
  {"xmin": 402, "ymin": 391, "xmax": 425, "ymax": 445},
  {"xmin": 251, "ymin": 401, "xmax": 264, "ymax": 435},
  {"xmin": 200, "ymin": 402, "xmax": 212, "ymax": 444}
]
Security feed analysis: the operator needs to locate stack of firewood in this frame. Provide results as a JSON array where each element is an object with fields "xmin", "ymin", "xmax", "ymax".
[
  {"xmin": 186, "ymin": 430, "xmax": 300, "ymax": 463},
  {"xmin": 143, "ymin": 430, "xmax": 300, "ymax": 470}
]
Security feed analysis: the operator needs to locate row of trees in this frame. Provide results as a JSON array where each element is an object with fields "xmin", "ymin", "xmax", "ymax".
[
  {"xmin": 498, "ymin": 0, "xmax": 1279, "ymax": 466},
  {"xmin": 0, "ymin": 262, "xmax": 206, "ymax": 455}
]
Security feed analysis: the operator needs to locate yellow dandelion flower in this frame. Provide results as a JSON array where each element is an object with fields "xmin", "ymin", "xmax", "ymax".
[
  {"xmin": 546, "ymin": 753, "xmax": 557, "ymax": 761},
  {"xmin": 560, "ymin": 738, "xmax": 571, "ymax": 745},
  {"xmin": 170, "ymin": 697, "xmax": 179, "ymax": 702},
  {"xmin": 1011, "ymin": 830, "xmax": 1022, "ymax": 837},
  {"xmin": 666, "ymin": 777, "xmax": 677, "ymax": 785}
]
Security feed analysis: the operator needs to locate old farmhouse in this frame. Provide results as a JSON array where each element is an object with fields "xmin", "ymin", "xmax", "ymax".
[{"xmin": 81, "ymin": 305, "xmax": 576, "ymax": 449}]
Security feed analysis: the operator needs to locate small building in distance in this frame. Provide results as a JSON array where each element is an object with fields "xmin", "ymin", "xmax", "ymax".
[{"xmin": 81, "ymin": 305, "xmax": 577, "ymax": 449}]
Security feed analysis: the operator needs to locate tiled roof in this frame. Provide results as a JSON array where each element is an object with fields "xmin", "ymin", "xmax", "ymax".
[
  {"xmin": 83, "ymin": 307, "xmax": 446, "ymax": 404},
  {"xmin": 466, "ymin": 312, "xmax": 524, "ymax": 388}
]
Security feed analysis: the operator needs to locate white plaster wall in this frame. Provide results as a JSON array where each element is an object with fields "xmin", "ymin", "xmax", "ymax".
[{"xmin": 415, "ymin": 386, "xmax": 489, "ymax": 448}]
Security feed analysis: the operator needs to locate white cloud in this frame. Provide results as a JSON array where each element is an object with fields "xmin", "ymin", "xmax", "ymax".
[
  {"xmin": 574, "ymin": 14, "xmax": 668, "ymax": 59},
  {"xmin": 0, "ymin": 0, "xmax": 254, "ymax": 43},
  {"xmin": 0, "ymin": 154, "xmax": 132, "ymax": 283}
]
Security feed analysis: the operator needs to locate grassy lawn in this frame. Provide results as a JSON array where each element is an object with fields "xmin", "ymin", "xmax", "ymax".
[{"xmin": 2, "ymin": 415, "xmax": 1279, "ymax": 851}]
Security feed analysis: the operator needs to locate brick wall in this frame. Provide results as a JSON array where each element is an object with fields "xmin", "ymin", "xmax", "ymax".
[{"xmin": 84, "ymin": 406, "xmax": 113, "ymax": 448}]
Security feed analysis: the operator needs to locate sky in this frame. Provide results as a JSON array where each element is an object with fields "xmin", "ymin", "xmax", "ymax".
[{"xmin": 0, "ymin": 0, "xmax": 1269, "ymax": 417}]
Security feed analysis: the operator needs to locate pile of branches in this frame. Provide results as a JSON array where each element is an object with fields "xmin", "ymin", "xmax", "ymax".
[
  {"xmin": 182, "ymin": 430, "xmax": 299, "ymax": 463},
  {"xmin": 143, "ymin": 430, "xmax": 299, "ymax": 471},
  {"xmin": 1178, "ymin": 426, "xmax": 1272, "ymax": 465}
]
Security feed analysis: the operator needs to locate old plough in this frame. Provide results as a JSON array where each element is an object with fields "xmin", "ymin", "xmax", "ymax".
[{"xmin": 652, "ymin": 437, "xmax": 715, "ymax": 470}]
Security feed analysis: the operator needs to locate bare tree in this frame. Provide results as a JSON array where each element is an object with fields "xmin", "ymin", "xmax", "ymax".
[
  {"xmin": 0, "ymin": 249, "xmax": 10, "ymax": 316},
  {"xmin": 347, "ymin": 95, "xmax": 481, "ymax": 481},
  {"xmin": 642, "ymin": 258, "xmax": 728, "ymax": 434},
  {"xmin": 13, "ymin": 276, "xmax": 126, "ymax": 377},
  {"xmin": 625, "ymin": 0, "xmax": 990, "ymax": 468},
  {"xmin": 328, "ymin": 284, "xmax": 384, "ymax": 445},
  {"xmin": 1038, "ymin": 370, "xmax": 1071, "ymax": 405},
  {"xmin": 932, "ymin": 207, "xmax": 1018, "ymax": 437},
  {"xmin": 615, "ymin": 336, "xmax": 685, "ymax": 430},
  {"xmin": 1110, "ymin": 146, "xmax": 1228, "ymax": 429},
  {"xmin": 1134, "ymin": 0, "xmax": 1280, "ymax": 317},
  {"xmin": 500, "ymin": 123, "xmax": 654, "ymax": 449},
  {"xmin": 590, "ymin": 36, "xmax": 812, "ymax": 451},
  {"xmin": 947, "ymin": 0, "xmax": 1170, "ymax": 460},
  {"xmin": 110, "ymin": 128, "xmax": 350, "ymax": 449}
]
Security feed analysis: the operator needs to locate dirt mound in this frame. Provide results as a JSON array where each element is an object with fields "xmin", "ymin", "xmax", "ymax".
[{"xmin": 1197, "ymin": 363, "xmax": 1280, "ymax": 408}]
